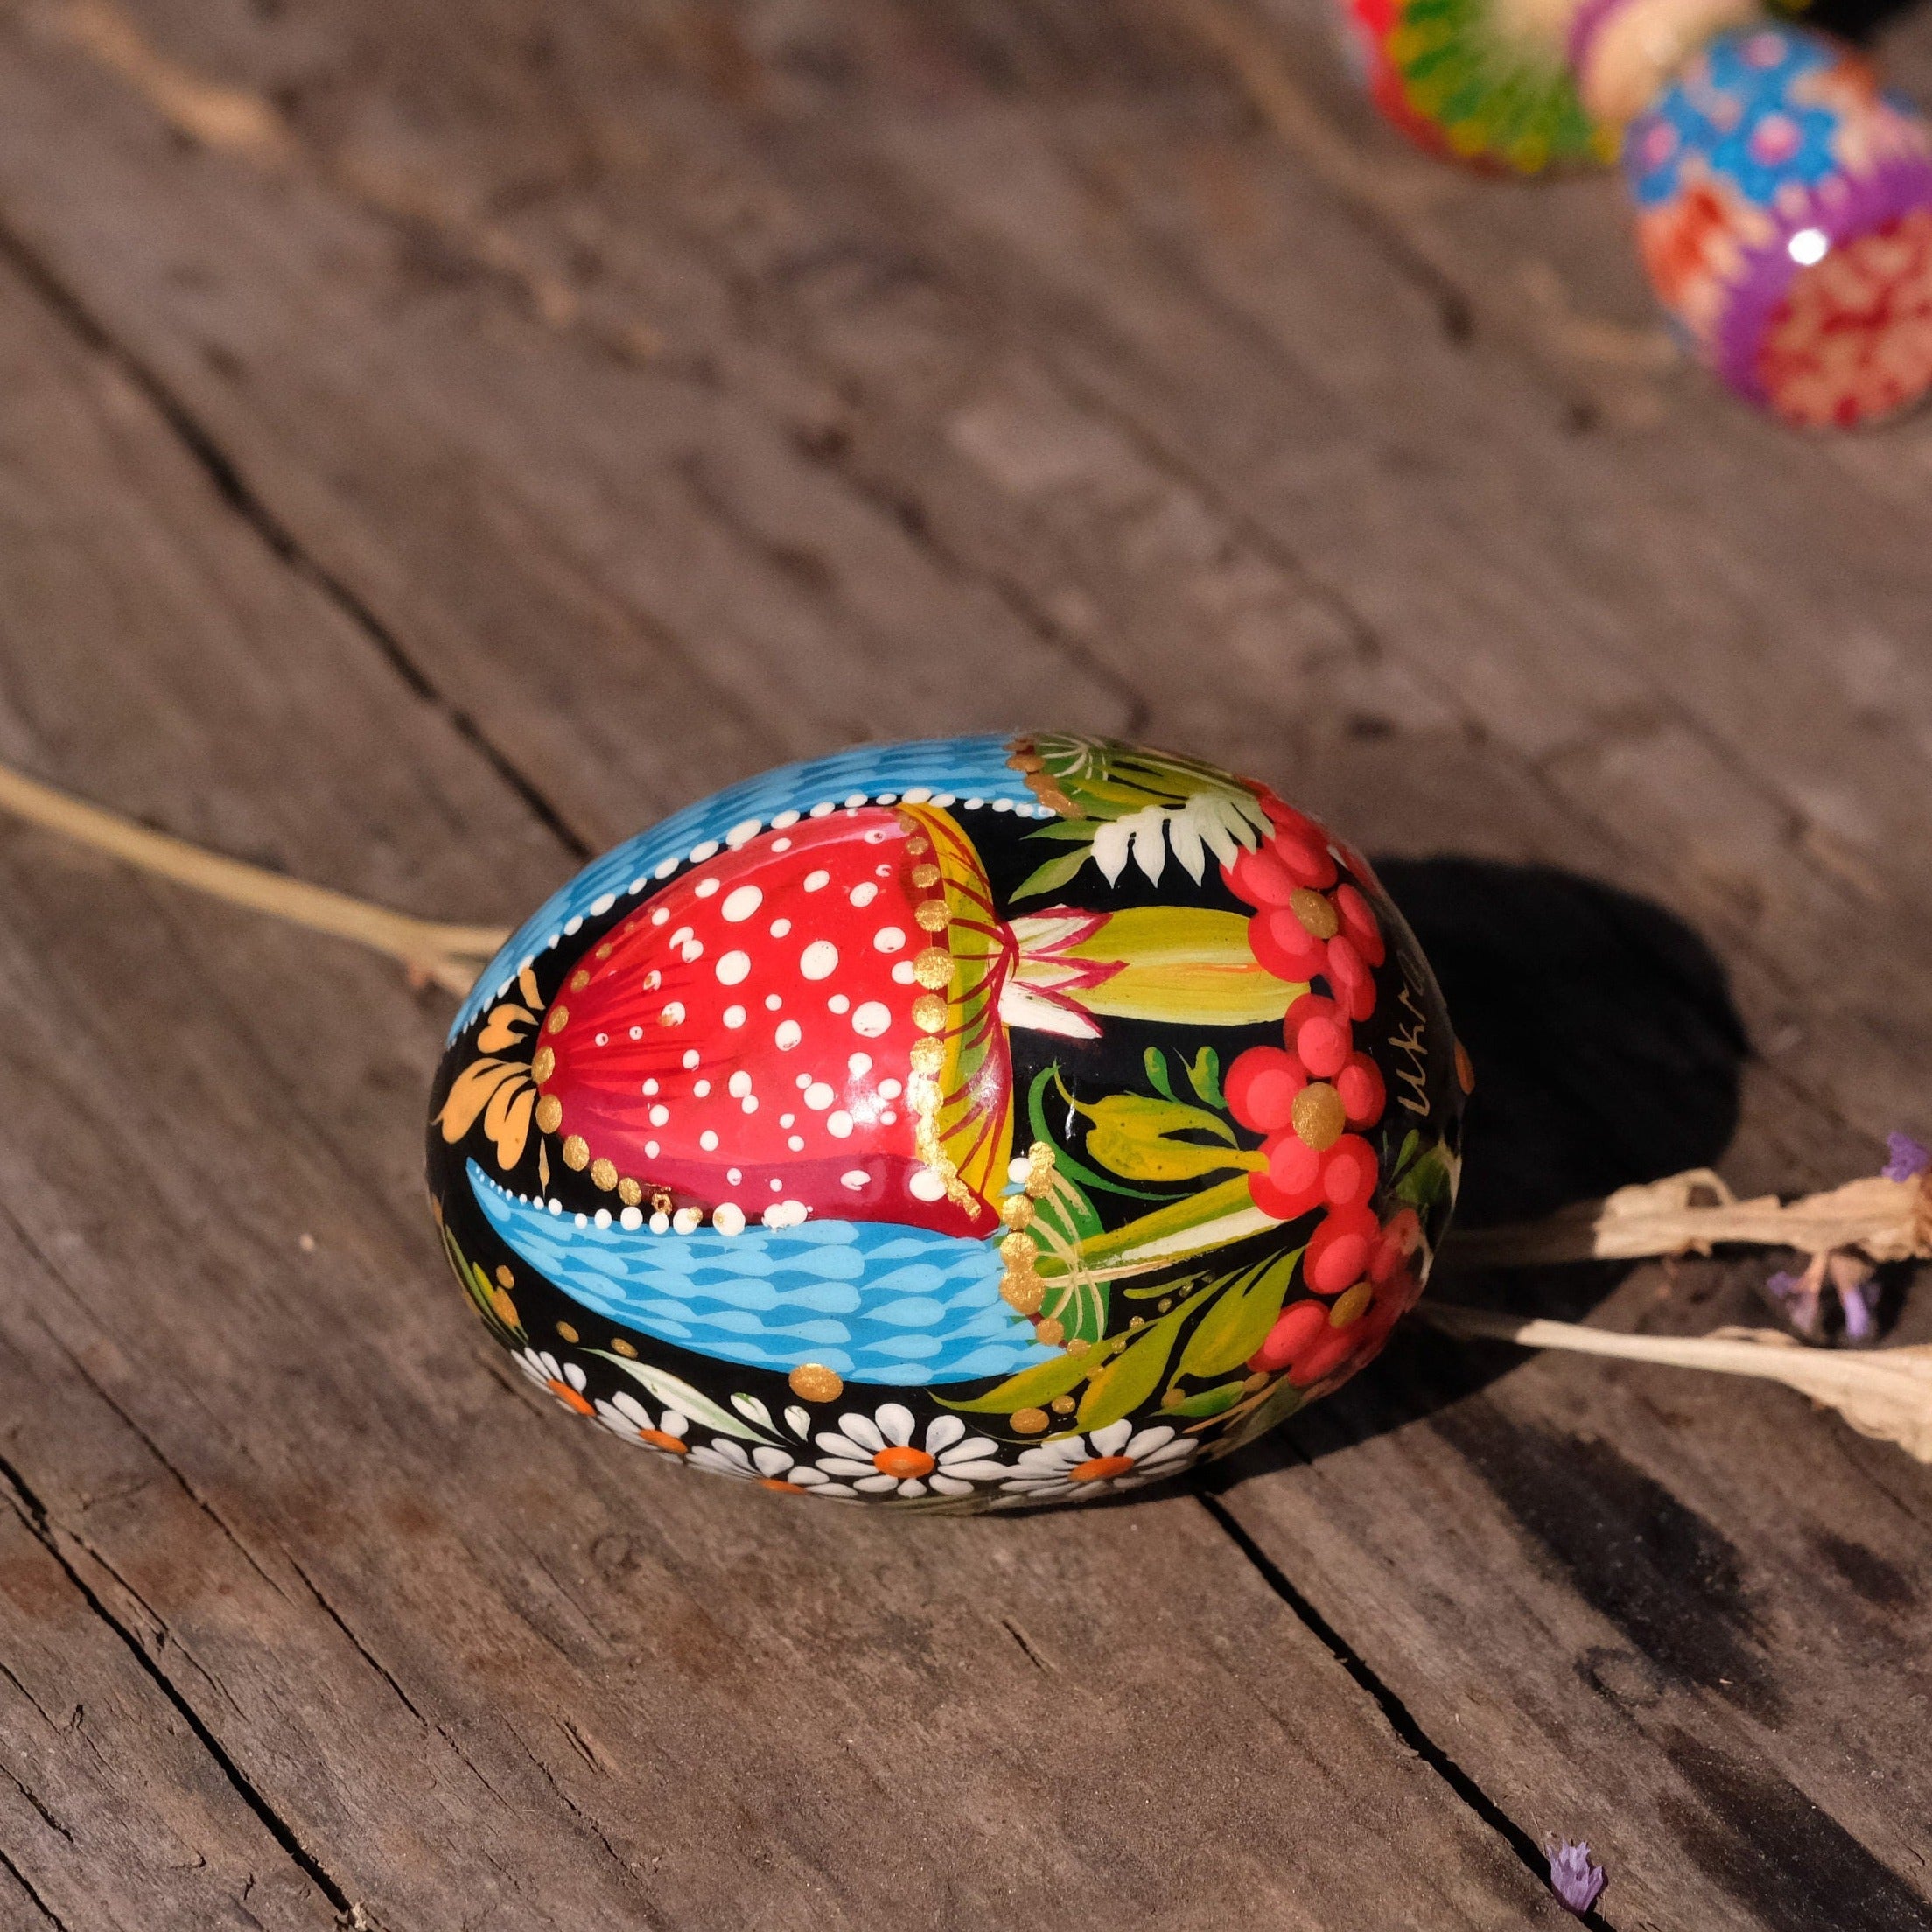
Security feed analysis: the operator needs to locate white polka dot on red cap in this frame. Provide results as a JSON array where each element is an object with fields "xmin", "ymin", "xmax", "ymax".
[{"xmin": 800, "ymin": 940, "xmax": 837, "ymax": 979}]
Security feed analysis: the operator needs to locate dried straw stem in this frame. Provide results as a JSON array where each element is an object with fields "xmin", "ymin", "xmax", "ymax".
[
  {"xmin": 1447, "ymin": 1166, "xmax": 1932, "ymax": 1268},
  {"xmin": 0, "ymin": 761, "xmax": 508, "ymax": 996},
  {"xmin": 1418, "ymin": 1303, "xmax": 1932, "ymax": 1460}
]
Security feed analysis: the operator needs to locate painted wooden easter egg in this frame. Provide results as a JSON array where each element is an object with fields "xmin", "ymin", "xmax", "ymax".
[{"xmin": 427, "ymin": 735, "xmax": 1466, "ymax": 1510}]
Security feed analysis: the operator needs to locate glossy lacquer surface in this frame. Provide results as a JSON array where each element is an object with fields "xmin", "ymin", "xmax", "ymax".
[{"xmin": 427, "ymin": 735, "xmax": 1466, "ymax": 1510}]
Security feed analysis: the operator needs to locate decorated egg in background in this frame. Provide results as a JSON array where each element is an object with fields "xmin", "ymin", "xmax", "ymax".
[
  {"xmin": 1623, "ymin": 25, "xmax": 1932, "ymax": 428},
  {"xmin": 427, "ymin": 736, "xmax": 1466, "ymax": 1511}
]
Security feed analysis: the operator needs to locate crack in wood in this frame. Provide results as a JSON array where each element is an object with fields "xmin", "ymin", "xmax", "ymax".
[
  {"xmin": 1198, "ymin": 1493, "xmax": 1615, "ymax": 1929},
  {"xmin": 0, "ymin": 208, "xmax": 592, "ymax": 870},
  {"xmin": 0, "ymin": 1833, "xmax": 66, "ymax": 1928},
  {"xmin": 0, "ymin": 1450, "xmax": 356, "ymax": 1919}
]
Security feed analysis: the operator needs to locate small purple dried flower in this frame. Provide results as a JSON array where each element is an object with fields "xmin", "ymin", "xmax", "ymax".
[
  {"xmin": 1765, "ymin": 1253, "xmax": 1826, "ymax": 1339},
  {"xmin": 1546, "ymin": 1838, "xmax": 1606, "ymax": 1915},
  {"xmin": 1838, "ymin": 1277, "xmax": 1878, "ymax": 1343},
  {"xmin": 1883, "ymin": 1132, "xmax": 1930, "ymax": 1184}
]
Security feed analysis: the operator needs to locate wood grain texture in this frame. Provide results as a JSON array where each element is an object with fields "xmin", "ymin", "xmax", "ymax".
[{"xmin": 0, "ymin": 0, "xmax": 1925, "ymax": 1926}]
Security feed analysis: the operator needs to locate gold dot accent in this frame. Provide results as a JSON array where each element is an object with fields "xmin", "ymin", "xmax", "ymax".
[
  {"xmin": 909, "ymin": 1037, "xmax": 944, "ymax": 1074},
  {"xmin": 1034, "ymin": 1317, "xmax": 1065, "ymax": 1347},
  {"xmin": 536, "ymin": 1096, "xmax": 564, "ymax": 1134},
  {"xmin": 1330, "ymin": 1283, "xmax": 1373, "ymax": 1326},
  {"xmin": 1011, "ymin": 1407, "xmax": 1050, "ymax": 1435},
  {"xmin": 788, "ymin": 1363, "xmax": 844, "ymax": 1404},
  {"xmin": 532, "ymin": 1046, "xmax": 556, "ymax": 1083},
  {"xmin": 1025, "ymin": 1142, "xmax": 1057, "ymax": 1199},
  {"xmin": 1064, "ymin": 1336, "xmax": 1089, "ymax": 1358},
  {"xmin": 651, "ymin": 1188, "xmax": 675, "ymax": 1215},
  {"xmin": 618, "ymin": 1177, "xmax": 643, "ymax": 1208},
  {"xmin": 556, "ymin": 1321, "xmax": 579, "ymax": 1342},
  {"xmin": 1291, "ymin": 887, "xmax": 1340, "ymax": 940},
  {"xmin": 494, "ymin": 1265, "xmax": 515, "ymax": 1289},
  {"xmin": 913, "ymin": 946, "xmax": 953, "ymax": 990},
  {"xmin": 612, "ymin": 1337, "xmax": 638, "ymax": 1357},
  {"xmin": 1292, "ymin": 1082, "xmax": 1347, "ymax": 1152},
  {"xmin": 1001, "ymin": 1272, "xmax": 1045, "ymax": 1315},
  {"xmin": 562, "ymin": 1135, "xmax": 591, "ymax": 1171},
  {"xmin": 547, "ymin": 1006, "xmax": 570, "ymax": 1034},
  {"xmin": 1000, "ymin": 1231, "xmax": 1039, "ymax": 1268},
  {"xmin": 911, "ymin": 862, "xmax": 942, "ymax": 888},
  {"xmin": 1050, "ymin": 1395, "xmax": 1076, "ymax": 1415},
  {"xmin": 488, "ymin": 1288, "xmax": 518, "ymax": 1327},
  {"xmin": 912, "ymin": 992, "xmax": 948, "ymax": 1033},
  {"xmin": 1129, "ymin": 1315, "xmax": 1145, "ymax": 1330},
  {"xmin": 905, "ymin": 834, "xmax": 932, "ymax": 857},
  {"xmin": 570, "ymin": 968, "xmax": 591, "ymax": 992},
  {"xmin": 999, "ymin": 1195, "xmax": 1035, "ymax": 1230},
  {"xmin": 915, "ymin": 900, "xmax": 951, "ymax": 933},
  {"xmin": 591, "ymin": 1158, "xmax": 619, "ymax": 1193},
  {"xmin": 1455, "ymin": 1040, "xmax": 1475, "ymax": 1095}
]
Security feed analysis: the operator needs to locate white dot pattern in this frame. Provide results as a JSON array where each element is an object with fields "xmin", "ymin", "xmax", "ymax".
[{"xmin": 531, "ymin": 804, "xmax": 970, "ymax": 1232}]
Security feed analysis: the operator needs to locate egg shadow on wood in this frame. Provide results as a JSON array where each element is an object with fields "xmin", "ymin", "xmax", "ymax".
[{"xmin": 1200, "ymin": 855, "xmax": 1748, "ymax": 1483}]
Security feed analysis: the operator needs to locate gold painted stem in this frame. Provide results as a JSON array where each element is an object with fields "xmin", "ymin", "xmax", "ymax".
[{"xmin": 0, "ymin": 760, "xmax": 508, "ymax": 995}]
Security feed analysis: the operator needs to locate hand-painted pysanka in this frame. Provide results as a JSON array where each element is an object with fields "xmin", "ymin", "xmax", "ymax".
[
  {"xmin": 1339, "ymin": 0, "xmax": 1932, "ymax": 426},
  {"xmin": 426, "ymin": 736, "xmax": 1466, "ymax": 1510}
]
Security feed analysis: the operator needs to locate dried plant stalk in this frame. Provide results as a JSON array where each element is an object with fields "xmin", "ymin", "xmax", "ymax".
[
  {"xmin": 1418, "ymin": 1303, "xmax": 1932, "ymax": 1461},
  {"xmin": 1447, "ymin": 1167, "xmax": 1932, "ymax": 1268},
  {"xmin": 0, "ymin": 761, "xmax": 508, "ymax": 995}
]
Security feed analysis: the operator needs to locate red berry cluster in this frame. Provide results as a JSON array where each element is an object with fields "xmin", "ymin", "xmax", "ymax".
[{"xmin": 1222, "ymin": 794, "xmax": 1419, "ymax": 1391}]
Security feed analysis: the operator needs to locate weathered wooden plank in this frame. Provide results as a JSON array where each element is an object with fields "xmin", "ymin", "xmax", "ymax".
[
  {"xmin": 0, "ymin": 2, "xmax": 1926, "ymax": 1924},
  {"xmin": 99, "ymin": 0, "xmax": 1932, "ymax": 1144},
  {"xmin": 0, "ymin": 186, "xmax": 1561, "ymax": 1928},
  {"xmin": 0, "ymin": 1463, "xmax": 335, "ymax": 1931}
]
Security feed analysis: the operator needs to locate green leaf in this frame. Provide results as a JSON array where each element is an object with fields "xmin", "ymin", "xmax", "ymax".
[
  {"xmin": 1027, "ymin": 1064, "xmax": 1163, "ymax": 1201},
  {"xmin": 1020, "ymin": 817, "xmax": 1102, "ymax": 843},
  {"xmin": 1178, "ymin": 1250, "xmax": 1300, "ymax": 1380},
  {"xmin": 1075, "ymin": 1092, "xmax": 1242, "ymax": 1184},
  {"xmin": 1396, "ymin": 1145, "xmax": 1452, "ymax": 1211},
  {"xmin": 1164, "ymin": 1381, "xmax": 1245, "ymax": 1418},
  {"xmin": 1185, "ymin": 1045, "xmax": 1223, "ymax": 1110},
  {"xmin": 593, "ymin": 1354, "xmax": 774, "ymax": 1440},
  {"xmin": 941, "ymin": 1347, "xmax": 1096, "ymax": 1416},
  {"xmin": 1143, "ymin": 1046, "xmax": 1178, "ymax": 1103},
  {"xmin": 1012, "ymin": 844, "xmax": 1096, "ymax": 901},
  {"xmin": 1220, "ymin": 1378, "xmax": 1306, "ymax": 1452},
  {"xmin": 1076, "ymin": 1307, "xmax": 1193, "ymax": 1432}
]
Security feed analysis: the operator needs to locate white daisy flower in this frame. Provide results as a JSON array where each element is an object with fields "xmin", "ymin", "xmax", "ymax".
[
  {"xmin": 998, "ymin": 1420, "xmax": 1198, "ymax": 1503},
  {"xmin": 811, "ymin": 1404, "xmax": 1010, "ymax": 1498},
  {"xmin": 687, "ymin": 1436, "xmax": 840, "ymax": 1494},
  {"xmin": 514, "ymin": 1348, "xmax": 594, "ymax": 1417},
  {"xmin": 593, "ymin": 1391, "xmax": 693, "ymax": 1456}
]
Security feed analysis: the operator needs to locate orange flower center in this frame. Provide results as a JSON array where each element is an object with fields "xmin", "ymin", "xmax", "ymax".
[
  {"xmin": 1068, "ymin": 1453, "xmax": 1138, "ymax": 1483},
  {"xmin": 639, "ymin": 1429, "xmax": 689, "ymax": 1454},
  {"xmin": 873, "ymin": 1445, "xmax": 937, "ymax": 1479},
  {"xmin": 549, "ymin": 1381, "xmax": 596, "ymax": 1417}
]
